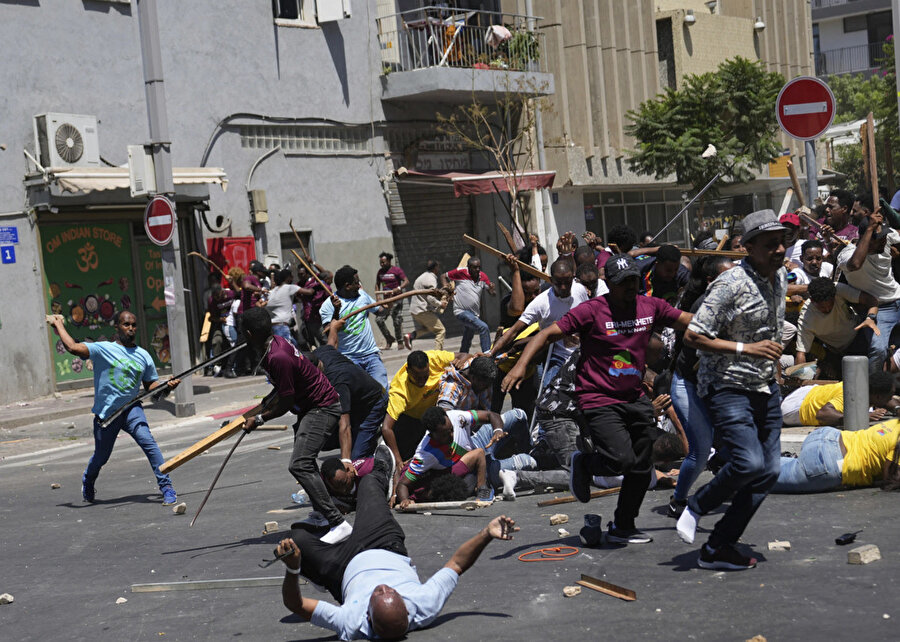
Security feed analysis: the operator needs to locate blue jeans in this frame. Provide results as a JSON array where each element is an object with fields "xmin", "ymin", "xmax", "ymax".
[
  {"xmin": 84, "ymin": 405, "xmax": 172, "ymax": 492},
  {"xmin": 870, "ymin": 300, "xmax": 900, "ymax": 373},
  {"xmin": 771, "ymin": 427, "xmax": 843, "ymax": 493},
  {"xmin": 689, "ymin": 384, "xmax": 782, "ymax": 549},
  {"xmin": 455, "ymin": 310, "xmax": 491, "ymax": 354},
  {"xmin": 671, "ymin": 373, "xmax": 715, "ymax": 501},
  {"xmin": 350, "ymin": 390, "xmax": 389, "ymax": 459},
  {"xmin": 471, "ymin": 408, "xmax": 531, "ymax": 459},
  {"xmin": 272, "ymin": 323, "xmax": 297, "ymax": 347},
  {"xmin": 350, "ymin": 351, "xmax": 389, "ymax": 390}
]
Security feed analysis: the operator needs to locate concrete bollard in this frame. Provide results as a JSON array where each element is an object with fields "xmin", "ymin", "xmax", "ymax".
[{"xmin": 842, "ymin": 356, "xmax": 869, "ymax": 431}]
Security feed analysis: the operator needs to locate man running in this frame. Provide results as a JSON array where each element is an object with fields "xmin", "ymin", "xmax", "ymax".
[{"xmin": 49, "ymin": 312, "xmax": 180, "ymax": 505}]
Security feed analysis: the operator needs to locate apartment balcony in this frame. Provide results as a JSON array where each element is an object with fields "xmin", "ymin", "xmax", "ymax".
[
  {"xmin": 815, "ymin": 41, "xmax": 889, "ymax": 76},
  {"xmin": 376, "ymin": 8, "xmax": 554, "ymax": 103},
  {"xmin": 812, "ymin": 0, "xmax": 891, "ymax": 20}
]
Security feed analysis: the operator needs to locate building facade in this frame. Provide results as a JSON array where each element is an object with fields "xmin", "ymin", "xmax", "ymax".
[{"xmin": 813, "ymin": 0, "xmax": 893, "ymax": 77}]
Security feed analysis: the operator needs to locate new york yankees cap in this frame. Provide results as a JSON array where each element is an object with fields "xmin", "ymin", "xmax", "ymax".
[{"xmin": 605, "ymin": 254, "xmax": 641, "ymax": 284}]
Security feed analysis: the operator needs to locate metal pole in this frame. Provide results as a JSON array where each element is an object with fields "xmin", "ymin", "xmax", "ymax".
[
  {"xmin": 135, "ymin": 0, "xmax": 194, "ymax": 417},
  {"xmin": 842, "ymin": 356, "xmax": 868, "ymax": 431},
  {"xmin": 804, "ymin": 140, "xmax": 818, "ymax": 207},
  {"xmin": 650, "ymin": 173, "xmax": 721, "ymax": 243}
]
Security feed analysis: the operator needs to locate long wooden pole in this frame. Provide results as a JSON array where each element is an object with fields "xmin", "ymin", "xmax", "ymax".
[
  {"xmin": 866, "ymin": 112, "xmax": 879, "ymax": 206},
  {"xmin": 536, "ymin": 487, "xmax": 620, "ymax": 507},
  {"xmin": 288, "ymin": 219, "xmax": 314, "ymax": 264},
  {"xmin": 187, "ymin": 251, "xmax": 229, "ymax": 279},
  {"xmin": 290, "ymin": 250, "xmax": 331, "ymax": 292},
  {"xmin": 787, "ymin": 160, "xmax": 806, "ymax": 208},
  {"xmin": 339, "ymin": 288, "xmax": 442, "ymax": 320},
  {"xmin": 678, "ymin": 248, "xmax": 746, "ymax": 259},
  {"xmin": 463, "ymin": 234, "xmax": 550, "ymax": 282}
]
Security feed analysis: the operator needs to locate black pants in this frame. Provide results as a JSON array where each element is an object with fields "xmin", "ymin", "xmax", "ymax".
[
  {"xmin": 292, "ymin": 466, "xmax": 408, "ymax": 601},
  {"xmin": 581, "ymin": 398, "xmax": 657, "ymax": 530},
  {"xmin": 289, "ymin": 402, "xmax": 344, "ymax": 528},
  {"xmin": 394, "ymin": 414, "xmax": 425, "ymax": 461}
]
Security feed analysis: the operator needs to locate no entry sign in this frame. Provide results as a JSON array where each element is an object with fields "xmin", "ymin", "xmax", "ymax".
[
  {"xmin": 144, "ymin": 195, "xmax": 176, "ymax": 246},
  {"xmin": 775, "ymin": 76, "xmax": 836, "ymax": 141}
]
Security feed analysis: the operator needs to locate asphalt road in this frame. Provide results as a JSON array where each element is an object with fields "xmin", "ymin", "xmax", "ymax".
[{"xmin": 2, "ymin": 407, "xmax": 897, "ymax": 641}]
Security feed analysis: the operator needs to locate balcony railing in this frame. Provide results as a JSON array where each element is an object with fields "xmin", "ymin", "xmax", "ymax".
[
  {"xmin": 815, "ymin": 41, "xmax": 888, "ymax": 76},
  {"xmin": 376, "ymin": 8, "xmax": 546, "ymax": 74},
  {"xmin": 812, "ymin": 0, "xmax": 862, "ymax": 9}
]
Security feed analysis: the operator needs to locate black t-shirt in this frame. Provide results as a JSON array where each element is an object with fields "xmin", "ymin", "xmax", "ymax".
[
  {"xmin": 312, "ymin": 345, "xmax": 385, "ymax": 417},
  {"xmin": 634, "ymin": 255, "xmax": 690, "ymax": 306}
]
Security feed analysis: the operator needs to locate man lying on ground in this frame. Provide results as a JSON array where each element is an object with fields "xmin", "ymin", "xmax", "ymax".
[{"xmin": 780, "ymin": 371, "xmax": 895, "ymax": 427}]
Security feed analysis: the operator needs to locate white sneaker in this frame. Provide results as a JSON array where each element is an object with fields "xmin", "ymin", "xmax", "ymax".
[
  {"xmin": 676, "ymin": 507, "xmax": 700, "ymax": 544},
  {"xmin": 498, "ymin": 469, "xmax": 517, "ymax": 501},
  {"xmin": 320, "ymin": 520, "xmax": 352, "ymax": 544}
]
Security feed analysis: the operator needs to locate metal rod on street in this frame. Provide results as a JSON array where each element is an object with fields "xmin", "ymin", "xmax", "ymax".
[
  {"xmin": 650, "ymin": 173, "xmax": 721, "ymax": 243},
  {"xmin": 842, "ymin": 356, "xmax": 868, "ymax": 431}
]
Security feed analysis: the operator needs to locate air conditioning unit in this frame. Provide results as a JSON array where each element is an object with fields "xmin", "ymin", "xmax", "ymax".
[{"xmin": 33, "ymin": 113, "xmax": 101, "ymax": 168}]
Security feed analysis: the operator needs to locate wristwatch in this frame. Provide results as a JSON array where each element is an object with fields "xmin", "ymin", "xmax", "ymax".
[{"xmin": 255, "ymin": 414, "xmax": 266, "ymax": 426}]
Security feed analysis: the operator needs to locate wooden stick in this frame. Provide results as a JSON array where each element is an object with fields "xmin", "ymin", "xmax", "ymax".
[
  {"xmin": 159, "ymin": 394, "xmax": 274, "ymax": 473},
  {"xmin": 577, "ymin": 574, "xmax": 636, "ymax": 602},
  {"xmin": 397, "ymin": 500, "xmax": 481, "ymax": 512},
  {"xmin": 288, "ymin": 219, "xmax": 313, "ymax": 264},
  {"xmin": 715, "ymin": 234, "xmax": 729, "ymax": 251},
  {"xmin": 188, "ymin": 252, "xmax": 229, "ymax": 279},
  {"xmin": 787, "ymin": 160, "xmax": 806, "ymax": 208},
  {"xmin": 866, "ymin": 112, "xmax": 879, "ymax": 206},
  {"xmin": 290, "ymin": 250, "xmax": 331, "ymax": 292},
  {"xmin": 462, "ymin": 234, "xmax": 550, "ymax": 282},
  {"xmin": 678, "ymin": 248, "xmax": 746, "ymax": 259},
  {"xmin": 339, "ymin": 289, "xmax": 443, "ymax": 320},
  {"xmin": 536, "ymin": 487, "xmax": 620, "ymax": 507},
  {"xmin": 496, "ymin": 221, "xmax": 519, "ymax": 252},
  {"xmin": 796, "ymin": 211, "xmax": 849, "ymax": 247},
  {"xmin": 131, "ymin": 577, "xmax": 301, "ymax": 593}
]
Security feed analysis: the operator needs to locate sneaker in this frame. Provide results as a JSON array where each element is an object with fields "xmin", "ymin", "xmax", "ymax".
[
  {"xmin": 403, "ymin": 333, "xmax": 412, "ymax": 349},
  {"xmin": 579, "ymin": 513, "xmax": 603, "ymax": 547},
  {"xmin": 606, "ymin": 521, "xmax": 653, "ymax": 544},
  {"xmin": 475, "ymin": 485, "xmax": 495, "ymax": 503},
  {"xmin": 667, "ymin": 495, "xmax": 687, "ymax": 519},
  {"xmin": 374, "ymin": 444, "xmax": 397, "ymax": 499},
  {"xmin": 676, "ymin": 506, "xmax": 701, "ymax": 544},
  {"xmin": 224, "ymin": 369, "xmax": 237, "ymax": 379},
  {"xmin": 569, "ymin": 451, "xmax": 592, "ymax": 503},
  {"xmin": 498, "ymin": 469, "xmax": 517, "ymax": 501},
  {"xmin": 298, "ymin": 510, "xmax": 330, "ymax": 529},
  {"xmin": 697, "ymin": 543, "xmax": 757, "ymax": 570},
  {"xmin": 320, "ymin": 520, "xmax": 352, "ymax": 544},
  {"xmin": 161, "ymin": 487, "xmax": 177, "ymax": 505},
  {"xmin": 81, "ymin": 475, "xmax": 95, "ymax": 503}
]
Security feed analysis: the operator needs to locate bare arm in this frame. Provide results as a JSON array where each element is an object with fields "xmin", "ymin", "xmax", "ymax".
[
  {"xmin": 327, "ymin": 317, "xmax": 344, "ymax": 349},
  {"xmin": 845, "ymin": 217, "xmax": 878, "ymax": 272},
  {"xmin": 444, "ymin": 516, "xmax": 518, "ymax": 576},
  {"xmin": 489, "ymin": 320, "xmax": 527, "ymax": 358},
  {"xmin": 815, "ymin": 403, "xmax": 844, "ymax": 426},
  {"xmin": 501, "ymin": 323, "xmax": 565, "ymax": 392},
  {"xmin": 49, "ymin": 317, "xmax": 90, "ymax": 359},
  {"xmin": 684, "ymin": 329, "xmax": 782, "ymax": 361},
  {"xmin": 243, "ymin": 395, "xmax": 295, "ymax": 431},
  {"xmin": 337, "ymin": 414, "xmax": 353, "ymax": 462},
  {"xmin": 672, "ymin": 311, "xmax": 693, "ymax": 332},
  {"xmin": 504, "ymin": 254, "xmax": 525, "ymax": 317},
  {"xmin": 276, "ymin": 539, "xmax": 319, "ymax": 621}
]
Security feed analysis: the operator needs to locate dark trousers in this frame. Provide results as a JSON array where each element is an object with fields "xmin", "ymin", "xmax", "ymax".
[
  {"xmin": 689, "ymin": 384, "xmax": 782, "ymax": 549},
  {"xmin": 289, "ymin": 402, "xmax": 344, "ymax": 528},
  {"xmin": 375, "ymin": 301, "xmax": 404, "ymax": 344},
  {"xmin": 491, "ymin": 373, "xmax": 537, "ymax": 417},
  {"xmin": 351, "ymin": 390, "xmax": 389, "ymax": 459},
  {"xmin": 581, "ymin": 398, "xmax": 657, "ymax": 530},
  {"xmin": 293, "ymin": 467, "xmax": 408, "ymax": 601},
  {"xmin": 394, "ymin": 414, "xmax": 426, "ymax": 461}
]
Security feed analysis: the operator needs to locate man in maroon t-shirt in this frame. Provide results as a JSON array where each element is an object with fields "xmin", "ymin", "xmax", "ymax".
[
  {"xmin": 374, "ymin": 252, "xmax": 409, "ymax": 350},
  {"xmin": 503, "ymin": 254, "xmax": 692, "ymax": 545},
  {"xmin": 241, "ymin": 307, "xmax": 352, "ymax": 544}
]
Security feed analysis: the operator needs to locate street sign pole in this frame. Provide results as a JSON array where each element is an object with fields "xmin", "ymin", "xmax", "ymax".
[
  {"xmin": 135, "ymin": 0, "xmax": 194, "ymax": 417},
  {"xmin": 805, "ymin": 140, "xmax": 818, "ymax": 207}
]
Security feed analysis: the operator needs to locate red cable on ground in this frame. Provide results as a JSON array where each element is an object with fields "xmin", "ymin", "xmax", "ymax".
[{"xmin": 517, "ymin": 546, "xmax": 580, "ymax": 562}]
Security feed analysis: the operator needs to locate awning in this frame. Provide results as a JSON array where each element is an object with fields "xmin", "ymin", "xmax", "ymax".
[
  {"xmin": 46, "ymin": 166, "xmax": 228, "ymax": 194},
  {"xmin": 396, "ymin": 168, "xmax": 555, "ymax": 198}
]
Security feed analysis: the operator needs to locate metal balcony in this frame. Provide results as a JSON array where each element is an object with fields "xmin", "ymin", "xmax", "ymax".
[
  {"xmin": 376, "ymin": 7, "xmax": 554, "ymax": 103},
  {"xmin": 815, "ymin": 41, "xmax": 889, "ymax": 76}
]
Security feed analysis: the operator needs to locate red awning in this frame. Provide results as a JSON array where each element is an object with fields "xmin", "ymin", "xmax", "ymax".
[{"xmin": 396, "ymin": 169, "xmax": 555, "ymax": 198}]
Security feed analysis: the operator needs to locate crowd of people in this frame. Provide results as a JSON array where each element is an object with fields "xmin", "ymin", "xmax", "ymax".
[{"xmin": 54, "ymin": 187, "xmax": 900, "ymax": 639}]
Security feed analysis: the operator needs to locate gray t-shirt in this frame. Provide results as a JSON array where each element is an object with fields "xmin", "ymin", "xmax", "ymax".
[
  {"xmin": 837, "ymin": 230, "xmax": 900, "ymax": 303},
  {"xmin": 266, "ymin": 284, "xmax": 300, "ymax": 324},
  {"xmin": 448, "ymin": 268, "xmax": 490, "ymax": 316}
]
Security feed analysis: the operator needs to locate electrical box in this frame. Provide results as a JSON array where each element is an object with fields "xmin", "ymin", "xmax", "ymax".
[
  {"xmin": 249, "ymin": 189, "xmax": 269, "ymax": 224},
  {"xmin": 128, "ymin": 145, "xmax": 157, "ymax": 197}
]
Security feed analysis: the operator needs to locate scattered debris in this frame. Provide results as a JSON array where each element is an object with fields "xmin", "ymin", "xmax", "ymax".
[
  {"xmin": 558, "ymin": 528, "xmax": 570, "ymax": 537},
  {"xmin": 767, "ymin": 540, "xmax": 791, "ymax": 551},
  {"xmin": 0, "ymin": 593, "xmax": 13, "ymax": 605},
  {"xmin": 172, "ymin": 502, "xmax": 187, "ymax": 515},
  {"xmin": 884, "ymin": 614, "xmax": 891, "ymax": 619},
  {"xmin": 267, "ymin": 445, "xmax": 281, "ymax": 450},
  {"xmin": 745, "ymin": 636, "xmax": 766, "ymax": 642},
  {"xmin": 848, "ymin": 544, "xmax": 881, "ymax": 565},
  {"xmin": 264, "ymin": 521, "xmax": 279, "ymax": 534},
  {"xmin": 422, "ymin": 512, "xmax": 432, "ymax": 516},
  {"xmin": 563, "ymin": 586, "xmax": 581, "ymax": 598},
  {"xmin": 549, "ymin": 513, "xmax": 569, "ymax": 525},
  {"xmin": 50, "ymin": 483, "xmax": 61, "ymax": 489},
  {"xmin": 115, "ymin": 597, "xmax": 128, "ymax": 604},
  {"xmin": 576, "ymin": 574, "xmax": 636, "ymax": 602}
]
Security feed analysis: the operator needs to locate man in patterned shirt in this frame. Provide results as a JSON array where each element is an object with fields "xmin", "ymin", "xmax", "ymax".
[{"xmin": 678, "ymin": 209, "xmax": 788, "ymax": 571}]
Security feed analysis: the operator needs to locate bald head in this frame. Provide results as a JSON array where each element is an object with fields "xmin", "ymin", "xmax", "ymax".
[{"xmin": 369, "ymin": 585, "xmax": 409, "ymax": 639}]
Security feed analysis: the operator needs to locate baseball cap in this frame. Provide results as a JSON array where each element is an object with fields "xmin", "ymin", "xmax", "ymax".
[
  {"xmin": 741, "ymin": 209, "xmax": 786, "ymax": 244},
  {"xmin": 605, "ymin": 254, "xmax": 641, "ymax": 284},
  {"xmin": 779, "ymin": 212, "xmax": 801, "ymax": 227}
]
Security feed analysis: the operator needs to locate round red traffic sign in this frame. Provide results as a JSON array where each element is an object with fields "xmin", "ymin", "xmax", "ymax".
[
  {"xmin": 144, "ymin": 195, "xmax": 176, "ymax": 246},
  {"xmin": 775, "ymin": 76, "xmax": 835, "ymax": 141}
]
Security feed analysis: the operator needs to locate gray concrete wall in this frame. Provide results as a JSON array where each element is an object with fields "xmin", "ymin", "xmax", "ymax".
[{"xmin": 0, "ymin": 0, "xmax": 394, "ymax": 403}]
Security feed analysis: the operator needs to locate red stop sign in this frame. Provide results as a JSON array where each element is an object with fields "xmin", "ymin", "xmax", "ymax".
[
  {"xmin": 144, "ymin": 195, "xmax": 176, "ymax": 246},
  {"xmin": 775, "ymin": 76, "xmax": 836, "ymax": 141}
]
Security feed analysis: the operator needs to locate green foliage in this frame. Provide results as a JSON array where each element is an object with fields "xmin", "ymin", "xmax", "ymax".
[
  {"xmin": 625, "ymin": 57, "xmax": 784, "ymax": 190},
  {"xmin": 828, "ymin": 72, "xmax": 889, "ymax": 124}
]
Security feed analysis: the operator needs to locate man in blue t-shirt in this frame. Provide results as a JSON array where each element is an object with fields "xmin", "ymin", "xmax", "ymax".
[
  {"xmin": 49, "ymin": 311, "xmax": 180, "ymax": 505},
  {"xmin": 319, "ymin": 265, "xmax": 389, "ymax": 389}
]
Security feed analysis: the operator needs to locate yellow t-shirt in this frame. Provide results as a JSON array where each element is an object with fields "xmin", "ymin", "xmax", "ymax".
[
  {"xmin": 386, "ymin": 350, "xmax": 455, "ymax": 420},
  {"xmin": 496, "ymin": 322, "xmax": 539, "ymax": 375},
  {"xmin": 799, "ymin": 383, "xmax": 844, "ymax": 427},
  {"xmin": 841, "ymin": 420, "xmax": 900, "ymax": 487}
]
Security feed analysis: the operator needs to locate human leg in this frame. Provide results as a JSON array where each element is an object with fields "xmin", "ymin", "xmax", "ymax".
[
  {"xmin": 288, "ymin": 405, "xmax": 345, "ymax": 528},
  {"xmin": 771, "ymin": 426, "xmax": 844, "ymax": 493},
  {"xmin": 539, "ymin": 416, "xmax": 580, "ymax": 468},
  {"xmin": 83, "ymin": 414, "xmax": 124, "ymax": 493},
  {"xmin": 352, "ymin": 352, "xmax": 389, "ymax": 390},
  {"xmin": 393, "ymin": 414, "xmax": 425, "ymax": 461},
  {"xmin": 869, "ymin": 301, "xmax": 900, "ymax": 373},
  {"xmin": 350, "ymin": 390, "xmax": 389, "ymax": 459},
  {"xmin": 374, "ymin": 306, "xmax": 395, "ymax": 346},
  {"xmin": 455, "ymin": 312, "xmax": 475, "ymax": 353},
  {"xmin": 671, "ymin": 374, "xmax": 716, "ymax": 502},
  {"xmin": 391, "ymin": 301, "xmax": 404, "ymax": 345},
  {"xmin": 121, "ymin": 405, "xmax": 173, "ymax": 493},
  {"xmin": 612, "ymin": 399, "xmax": 657, "ymax": 531}
]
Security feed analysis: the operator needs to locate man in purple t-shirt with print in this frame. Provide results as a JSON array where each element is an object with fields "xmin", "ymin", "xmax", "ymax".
[
  {"xmin": 241, "ymin": 307, "xmax": 352, "ymax": 544},
  {"xmin": 503, "ymin": 254, "xmax": 692, "ymax": 545},
  {"xmin": 374, "ymin": 252, "xmax": 409, "ymax": 350}
]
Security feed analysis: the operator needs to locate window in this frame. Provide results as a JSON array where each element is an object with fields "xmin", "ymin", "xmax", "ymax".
[
  {"xmin": 275, "ymin": 0, "xmax": 317, "ymax": 27},
  {"xmin": 843, "ymin": 15, "xmax": 867, "ymax": 33}
]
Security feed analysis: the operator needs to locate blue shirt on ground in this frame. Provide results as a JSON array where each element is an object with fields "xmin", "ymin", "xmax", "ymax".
[
  {"xmin": 319, "ymin": 290, "xmax": 380, "ymax": 358},
  {"xmin": 310, "ymin": 549, "xmax": 459, "ymax": 640},
  {"xmin": 87, "ymin": 341, "xmax": 158, "ymax": 420}
]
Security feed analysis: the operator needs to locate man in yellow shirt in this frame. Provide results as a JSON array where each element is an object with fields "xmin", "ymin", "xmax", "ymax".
[
  {"xmin": 381, "ymin": 350, "xmax": 468, "ymax": 476},
  {"xmin": 780, "ymin": 372, "xmax": 894, "ymax": 426}
]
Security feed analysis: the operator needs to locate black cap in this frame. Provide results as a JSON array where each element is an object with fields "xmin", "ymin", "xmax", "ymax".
[{"xmin": 605, "ymin": 254, "xmax": 641, "ymax": 284}]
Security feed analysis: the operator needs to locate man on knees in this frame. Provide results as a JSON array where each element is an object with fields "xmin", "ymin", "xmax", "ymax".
[
  {"xmin": 502, "ymin": 255, "xmax": 691, "ymax": 544},
  {"xmin": 276, "ymin": 444, "xmax": 518, "ymax": 640},
  {"xmin": 241, "ymin": 307, "xmax": 351, "ymax": 544},
  {"xmin": 679, "ymin": 209, "xmax": 788, "ymax": 570},
  {"xmin": 49, "ymin": 312, "xmax": 180, "ymax": 505}
]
